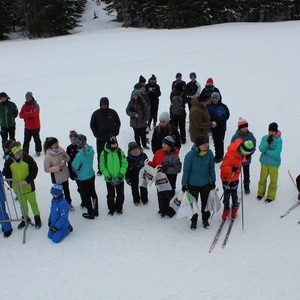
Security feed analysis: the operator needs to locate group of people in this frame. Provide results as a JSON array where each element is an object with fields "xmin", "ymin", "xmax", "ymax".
[{"xmin": 0, "ymin": 73, "xmax": 285, "ymax": 241}]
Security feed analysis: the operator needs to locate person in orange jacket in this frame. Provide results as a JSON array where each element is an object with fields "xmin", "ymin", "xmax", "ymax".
[{"xmin": 220, "ymin": 138, "xmax": 254, "ymax": 220}]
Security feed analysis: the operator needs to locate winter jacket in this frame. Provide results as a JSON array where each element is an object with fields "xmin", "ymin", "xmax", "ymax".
[
  {"xmin": 200, "ymin": 85, "xmax": 222, "ymax": 101},
  {"xmin": 100, "ymin": 145, "xmax": 128, "ymax": 181},
  {"xmin": 90, "ymin": 106, "xmax": 121, "ymax": 142},
  {"xmin": 0, "ymin": 100, "xmax": 18, "ymax": 128},
  {"xmin": 44, "ymin": 147, "xmax": 70, "ymax": 183},
  {"xmin": 48, "ymin": 195, "xmax": 70, "ymax": 230},
  {"xmin": 169, "ymin": 90, "xmax": 187, "ymax": 117},
  {"xmin": 72, "ymin": 145, "xmax": 95, "ymax": 181},
  {"xmin": 126, "ymin": 97, "xmax": 150, "ymax": 129},
  {"xmin": 66, "ymin": 144, "xmax": 78, "ymax": 180},
  {"xmin": 207, "ymin": 101, "xmax": 230, "ymax": 131},
  {"xmin": 231, "ymin": 129, "xmax": 256, "ymax": 166},
  {"xmin": 259, "ymin": 131, "xmax": 282, "ymax": 167},
  {"xmin": 220, "ymin": 138, "xmax": 244, "ymax": 182},
  {"xmin": 186, "ymin": 80, "xmax": 201, "ymax": 98},
  {"xmin": 181, "ymin": 145, "xmax": 216, "ymax": 187},
  {"xmin": 145, "ymin": 83, "xmax": 161, "ymax": 101},
  {"xmin": 3, "ymin": 153, "xmax": 38, "ymax": 194},
  {"xmin": 189, "ymin": 98, "xmax": 210, "ymax": 142},
  {"xmin": 151, "ymin": 124, "xmax": 181, "ymax": 154},
  {"xmin": 126, "ymin": 150, "xmax": 148, "ymax": 179},
  {"xmin": 19, "ymin": 99, "xmax": 41, "ymax": 129}
]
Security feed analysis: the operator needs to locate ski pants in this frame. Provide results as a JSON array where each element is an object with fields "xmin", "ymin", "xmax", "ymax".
[
  {"xmin": 212, "ymin": 127, "xmax": 225, "ymax": 160},
  {"xmin": 23, "ymin": 128, "xmax": 42, "ymax": 154},
  {"xmin": 170, "ymin": 114, "xmax": 186, "ymax": 142},
  {"xmin": 1, "ymin": 126, "xmax": 16, "ymax": 152},
  {"xmin": 96, "ymin": 139, "xmax": 106, "ymax": 173},
  {"xmin": 15, "ymin": 191, "xmax": 40, "ymax": 217},
  {"xmin": 130, "ymin": 172, "xmax": 148, "ymax": 204},
  {"xmin": 257, "ymin": 164, "xmax": 279, "ymax": 200},
  {"xmin": 222, "ymin": 180, "xmax": 239, "ymax": 209},
  {"xmin": 157, "ymin": 189, "xmax": 175, "ymax": 216},
  {"xmin": 133, "ymin": 127, "xmax": 147, "ymax": 148},
  {"xmin": 106, "ymin": 181, "xmax": 124, "ymax": 213},
  {"xmin": 79, "ymin": 176, "xmax": 98, "ymax": 216},
  {"xmin": 48, "ymin": 227, "xmax": 70, "ymax": 243},
  {"xmin": 148, "ymin": 98, "xmax": 159, "ymax": 126},
  {"xmin": 0, "ymin": 201, "xmax": 12, "ymax": 233}
]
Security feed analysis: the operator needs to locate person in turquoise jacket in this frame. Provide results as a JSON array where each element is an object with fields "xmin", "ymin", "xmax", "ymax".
[
  {"xmin": 100, "ymin": 136, "xmax": 128, "ymax": 216},
  {"xmin": 181, "ymin": 134, "xmax": 216, "ymax": 230},
  {"xmin": 72, "ymin": 134, "xmax": 99, "ymax": 219},
  {"xmin": 48, "ymin": 182, "xmax": 73, "ymax": 243},
  {"xmin": 257, "ymin": 122, "xmax": 282, "ymax": 202}
]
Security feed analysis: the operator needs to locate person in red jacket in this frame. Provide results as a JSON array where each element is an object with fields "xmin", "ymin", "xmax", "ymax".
[
  {"xmin": 220, "ymin": 138, "xmax": 254, "ymax": 220},
  {"xmin": 19, "ymin": 92, "xmax": 42, "ymax": 156}
]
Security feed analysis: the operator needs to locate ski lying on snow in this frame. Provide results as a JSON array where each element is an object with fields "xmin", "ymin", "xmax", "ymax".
[
  {"xmin": 209, "ymin": 219, "xmax": 226, "ymax": 253},
  {"xmin": 280, "ymin": 201, "xmax": 300, "ymax": 218},
  {"xmin": 221, "ymin": 218, "xmax": 235, "ymax": 249}
]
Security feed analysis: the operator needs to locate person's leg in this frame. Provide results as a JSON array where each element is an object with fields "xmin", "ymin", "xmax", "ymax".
[
  {"xmin": 199, "ymin": 184, "xmax": 211, "ymax": 222},
  {"xmin": 8, "ymin": 125, "xmax": 16, "ymax": 141},
  {"xmin": 1, "ymin": 127, "xmax": 9, "ymax": 152},
  {"xmin": 267, "ymin": 166, "xmax": 279, "ymax": 200},
  {"xmin": 23, "ymin": 129, "xmax": 32, "ymax": 154},
  {"xmin": 62, "ymin": 180, "xmax": 72, "ymax": 205},
  {"xmin": 106, "ymin": 182, "xmax": 116, "ymax": 214},
  {"xmin": 115, "ymin": 182, "xmax": 125, "ymax": 213},
  {"xmin": 189, "ymin": 186, "xmax": 199, "ymax": 228},
  {"xmin": 133, "ymin": 128, "xmax": 141, "ymax": 147},
  {"xmin": 32, "ymin": 129, "xmax": 42, "ymax": 153},
  {"xmin": 258, "ymin": 164, "xmax": 269, "ymax": 198}
]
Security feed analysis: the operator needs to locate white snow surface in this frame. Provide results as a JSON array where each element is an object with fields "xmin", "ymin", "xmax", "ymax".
[{"xmin": 1, "ymin": 1, "xmax": 300, "ymax": 299}]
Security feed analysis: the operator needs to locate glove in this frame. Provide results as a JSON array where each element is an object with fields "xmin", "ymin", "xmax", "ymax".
[
  {"xmin": 182, "ymin": 185, "xmax": 189, "ymax": 192},
  {"xmin": 232, "ymin": 166, "xmax": 239, "ymax": 173},
  {"xmin": 50, "ymin": 226, "xmax": 58, "ymax": 233},
  {"xmin": 209, "ymin": 182, "xmax": 216, "ymax": 190},
  {"xmin": 161, "ymin": 162, "xmax": 169, "ymax": 173},
  {"xmin": 117, "ymin": 174, "xmax": 123, "ymax": 180},
  {"xmin": 267, "ymin": 135, "xmax": 273, "ymax": 144},
  {"xmin": 126, "ymin": 178, "xmax": 131, "ymax": 186}
]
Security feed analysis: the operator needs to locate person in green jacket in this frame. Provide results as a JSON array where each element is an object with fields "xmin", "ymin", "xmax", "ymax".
[
  {"xmin": 257, "ymin": 122, "xmax": 282, "ymax": 202},
  {"xmin": 0, "ymin": 92, "xmax": 18, "ymax": 154},
  {"xmin": 100, "ymin": 136, "xmax": 128, "ymax": 215}
]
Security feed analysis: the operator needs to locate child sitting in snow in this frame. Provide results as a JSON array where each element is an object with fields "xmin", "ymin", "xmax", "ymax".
[{"xmin": 48, "ymin": 182, "xmax": 73, "ymax": 243}]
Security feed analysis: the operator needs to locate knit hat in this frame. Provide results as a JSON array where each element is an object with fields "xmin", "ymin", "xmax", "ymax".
[
  {"xmin": 107, "ymin": 136, "xmax": 118, "ymax": 146},
  {"xmin": 211, "ymin": 92, "xmax": 220, "ymax": 100},
  {"xmin": 100, "ymin": 97, "xmax": 109, "ymax": 106},
  {"xmin": 162, "ymin": 135, "xmax": 175, "ymax": 147},
  {"xmin": 0, "ymin": 92, "xmax": 8, "ymax": 99},
  {"xmin": 238, "ymin": 117, "xmax": 248, "ymax": 130},
  {"xmin": 139, "ymin": 75, "xmax": 146, "ymax": 84},
  {"xmin": 206, "ymin": 78, "xmax": 214, "ymax": 84},
  {"xmin": 128, "ymin": 141, "xmax": 139, "ymax": 152},
  {"xmin": 149, "ymin": 74, "xmax": 157, "ymax": 84},
  {"xmin": 25, "ymin": 91, "xmax": 33, "ymax": 97},
  {"xmin": 159, "ymin": 112, "xmax": 170, "ymax": 122},
  {"xmin": 132, "ymin": 90, "xmax": 141, "ymax": 97},
  {"xmin": 190, "ymin": 72, "xmax": 197, "ymax": 78},
  {"xmin": 195, "ymin": 134, "xmax": 208, "ymax": 147},
  {"xmin": 239, "ymin": 140, "xmax": 254, "ymax": 155},
  {"xmin": 50, "ymin": 182, "xmax": 63, "ymax": 196},
  {"xmin": 268, "ymin": 122, "xmax": 278, "ymax": 133},
  {"xmin": 176, "ymin": 72, "xmax": 182, "ymax": 78}
]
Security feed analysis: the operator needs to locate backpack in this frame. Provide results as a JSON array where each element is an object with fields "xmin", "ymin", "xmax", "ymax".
[{"xmin": 170, "ymin": 94, "xmax": 184, "ymax": 116}]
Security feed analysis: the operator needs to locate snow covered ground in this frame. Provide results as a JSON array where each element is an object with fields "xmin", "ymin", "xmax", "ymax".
[{"xmin": 1, "ymin": 1, "xmax": 300, "ymax": 299}]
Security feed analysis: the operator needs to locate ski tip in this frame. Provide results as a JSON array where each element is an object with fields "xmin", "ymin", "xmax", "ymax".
[{"xmin": 280, "ymin": 215, "xmax": 284, "ymax": 218}]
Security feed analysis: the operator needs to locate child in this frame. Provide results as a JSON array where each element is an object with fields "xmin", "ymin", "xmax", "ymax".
[
  {"xmin": 220, "ymin": 138, "xmax": 254, "ymax": 220},
  {"xmin": 72, "ymin": 134, "xmax": 99, "ymax": 219},
  {"xmin": 100, "ymin": 136, "xmax": 128, "ymax": 215},
  {"xmin": 257, "ymin": 122, "xmax": 282, "ymax": 202},
  {"xmin": 3, "ymin": 141, "xmax": 42, "ymax": 229},
  {"xmin": 44, "ymin": 137, "xmax": 74, "ymax": 210},
  {"xmin": 126, "ymin": 141, "xmax": 148, "ymax": 205},
  {"xmin": 231, "ymin": 118, "xmax": 256, "ymax": 194},
  {"xmin": 148, "ymin": 135, "xmax": 182, "ymax": 218},
  {"xmin": 48, "ymin": 182, "xmax": 73, "ymax": 243}
]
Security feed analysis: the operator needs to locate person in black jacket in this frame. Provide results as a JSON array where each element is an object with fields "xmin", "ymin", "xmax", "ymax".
[
  {"xmin": 90, "ymin": 97, "xmax": 121, "ymax": 175},
  {"xmin": 207, "ymin": 92, "xmax": 230, "ymax": 163},
  {"xmin": 200, "ymin": 78, "xmax": 222, "ymax": 104},
  {"xmin": 186, "ymin": 72, "xmax": 201, "ymax": 110}
]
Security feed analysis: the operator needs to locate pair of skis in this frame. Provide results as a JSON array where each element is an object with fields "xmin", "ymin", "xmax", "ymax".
[{"xmin": 209, "ymin": 218, "xmax": 235, "ymax": 253}]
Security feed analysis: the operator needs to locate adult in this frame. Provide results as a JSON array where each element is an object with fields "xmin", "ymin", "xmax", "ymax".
[
  {"xmin": 171, "ymin": 72, "xmax": 186, "ymax": 93},
  {"xmin": 0, "ymin": 92, "xmax": 18, "ymax": 155},
  {"xmin": 207, "ymin": 92, "xmax": 230, "ymax": 163},
  {"xmin": 186, "ymin": 72, "xmax": 201, "ymax": 110},
  {"xmin": 19, "ymin": 91, "xmax": 42, "ymax": 156},
  {"xmin": 151, "ymin": 112, "xmax": 181, "ymax": 154},
  {"xmin": 199, "ymin": 78, "xmax": 222, "ymax": 103},
  {"xmin": 90, "ymin": 97, "xmax": 121, "ymax": 176}
]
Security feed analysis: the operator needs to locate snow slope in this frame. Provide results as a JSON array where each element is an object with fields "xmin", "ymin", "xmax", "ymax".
[{"xmin": 1, "ymin": 1, "xmax": 300, "ymax": 299}]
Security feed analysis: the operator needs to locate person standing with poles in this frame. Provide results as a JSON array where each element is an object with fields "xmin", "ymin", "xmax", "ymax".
[{"xmin": 220, "ymin": 138, "xmax": 254, "ymax": 220}]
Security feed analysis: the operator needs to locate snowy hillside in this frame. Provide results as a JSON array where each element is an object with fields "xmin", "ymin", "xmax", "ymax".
[{"xmin": 1, "ymin": 1, "xmax": 300, "ymax": 299}]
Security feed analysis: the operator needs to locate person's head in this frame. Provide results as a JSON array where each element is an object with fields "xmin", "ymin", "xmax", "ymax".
[
  {"xmin": 239, "ymin": 140, "xmax": 254, "ymax": 155},
  {"xmin": 4, "ymin": 140, "xmax": 13, "ymax": 153},
  {"xmin": 175, "ymin": 72, "xmax": 182, "ymax": 80},
  {"xmin": 76, "ymin": 134, "xmax": 87, "ymax": 149},
  {"xmin": 132, "ymin": 90, "xmax": 141, "ymax": 99},
  {"xmin": 128, "ymin": 141, "xmax": 140, "ymax": 156},
  {"xmin": 10, "ymin": 141, "xmax": 23, "ymax": 160},
  {"xmin": 139, "ymin": 75, "xmax": 146, "ymax": 84},
  {"xmin": 25, "ymin": 91, "xmax": 34, "ymax": 102},
  {"xmin": 174, "ymin": 80, "xmax": 185, "ymax": 92},
  {"xmin": 107, "ymin": 136, "xmax": 118, "ymax": 151},
  {"xmin": 211, "ymin": 92, "xmax": 220, "ymax": 104},
  {"xmin": 0, "ymin": 92, "xmax": 9, "ymax": 103},
  {"xmin": 69, "ymin": 130, "xmax": 78, "ymax": 145},
  {"xmin": 238, "ymin": 117, "xmax": 249, "ymax": 133},
  {"xmin": 189, "ymin": 72, "xmax": 197, "ymax": 82},
  {"xmin": 268, "ymin": 122, "xmax": 278, "ymax": 136},
  {"xmin": 198, "ymin": 97, "xmax": 208, "ymax": 106},
  {"xmin": 43, "ymin": 137, "xmax": 59, "ymax": 153},
  {"xmin": 50, "ymin": 182, "xmax": 63, "ymax": 198},
  {"xmin": 162, "ymin": 135, "xmax": 175, "ymax": 152},
  {"xmin": 159, "ymin": 112, "xmax": 170, "ymax": 128},
  {"xmin": 148, "ymin": 74, "xmax": 157, "ymax": 85},
  {"xmin": 100, "ymin": 97, "xmax": 109, "ymax": 110},
  {"xmin": 205, "ymin": 78, "xmax": 214, "ymax": 90},
  {"xmin": 195, "ymin": 134, "xmax": 209, "ymax": 154}
]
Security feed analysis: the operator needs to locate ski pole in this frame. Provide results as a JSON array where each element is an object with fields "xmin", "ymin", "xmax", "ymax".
[
  {"xmin": 288, "ymin": 169, "xmax": 297, "ymax": 188},
  {"xmin": 219, "ymin": 171, "xmax": 236, "ymax": 203},
  {"xmin": 240, "ymin": 169, "xmax": 244, "ymax": 231}
]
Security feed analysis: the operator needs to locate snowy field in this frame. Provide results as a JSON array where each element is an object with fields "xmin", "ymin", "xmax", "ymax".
[{"xmin": 1, "ymin": 1, "xmax": 300, "ymax": 299}]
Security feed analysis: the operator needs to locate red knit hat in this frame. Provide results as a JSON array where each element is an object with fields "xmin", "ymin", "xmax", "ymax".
[
  {"xmin": 238, "ymin": 117, "xmax": 248, "ymax": 130},
  {"xmin": 206, "ymin": 78, "xmax": 214, "ymax": 84}
]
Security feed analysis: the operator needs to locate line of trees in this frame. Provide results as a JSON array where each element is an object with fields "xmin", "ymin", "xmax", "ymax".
[
  {"xmin": 103, "ymin": 0, "xmax": 300, "ymax": 28},
  {"xmin": 0, "ymin": 0, "xmax": 87, "ymax": 40}
]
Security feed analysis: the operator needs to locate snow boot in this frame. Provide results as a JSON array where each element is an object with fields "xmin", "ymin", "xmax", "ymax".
[
  {"xmin": 82, "ymin": 213, "xmax": 95, "ymax": 219},
  {"xmin": 222, "ymin": 208, "xmax": 230, "ymax": 220},
  {"xmin": 265, "ymin": 198, "xmax": 273, "ymax": 203},
  {"xmin": 18, "ymin": 217, "xmax": 32, "ymax": 229},
  {"xmin": 34, "ymin": 215, "xmax": 42, "ymax": 229},
  {"xmin": 3, "ymin": 228, "xmax": 13, "ymax": 238},
  {"xmin": 190, "ymin": 213, "xmax": 198, "ymax": 230},
  {"xmin": 231, "ymin": 207, "xmax": 238, "ymax": 219},
  {"xmin": 69, "ymin": 224, "xmax": 73, "ymax": 232},
  {"xmin": 244, "ymin": 183, "xmax": 250, "ymax": 194},
  {"xmin": 257, "ymin": 195, "xmax": 263, "ymax": 200},
  {"xmin": 203, "ymin": 219, "xmax": 210, "ymax": 229}
]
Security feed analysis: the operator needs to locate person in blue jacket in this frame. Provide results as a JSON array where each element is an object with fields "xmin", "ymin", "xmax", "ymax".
[
  {"xmin": 48, "ymin": 182, "xmax": 73, "ymax": 243},
  {"xmin": 181, "ymin": 134, "xmax": 216, "ymax": 230}
]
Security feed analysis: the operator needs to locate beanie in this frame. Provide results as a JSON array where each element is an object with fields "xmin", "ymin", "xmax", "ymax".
[
  {"xmin": 128, "ymin": 141, "xmax": 139, "ymax": 152},
  {"xmin": 50, "ymin": 182, "xmax": 63, "ymax": 196},
  {"xmin": 25, "ymin": 91, "xmax": 33, "ymax": 97},
  {"xmin": 149, "ymin": 74, "xmax": 157, "ymax": 83},
  {"xmin": 190, "ymin": 72, "xmax": 197, "ymax": 78},
  {"xmin": 211, "ymin": 92, "xmax": 220, "ymax": 100},
  {"xmin": 206, "ymin": 78, "xmax": 214, "ymax": 84},
  {"xmin": 238, "ymin": 117, "xmax": 248, "ymax": 130},
  {"xmin": 139, "ymin": 75, "xmax": 146, "ymax": 84},
  {"xmin": 268, "ymin": 122, "xmax": 278, "ymax": 133},
  {"xmin": 107, "ymin": 136, "xmax": 118, "ymax": 146},
  {"xmin": 239, "ymin": 140, "xmax": 254, "ymax": 155},
  {"xmin": 159, "ymin": 112, "xmax": 170, "ymax": 122},
  {"xmin": 195, "ymin": 134, "xmax": 208, "ymax": 147},
  {"xmin": 162, "ymin": 135, "xmax": 175, "ymax": 147},
  {"xmin": 100, "ymin": 97, "xmax": 109, "ymax": 106}
]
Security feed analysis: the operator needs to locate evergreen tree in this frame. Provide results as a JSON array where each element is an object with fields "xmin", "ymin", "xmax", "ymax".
[{"xmin": 0, "ymin": 0, "xmax": 12, "ymax": 40}]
